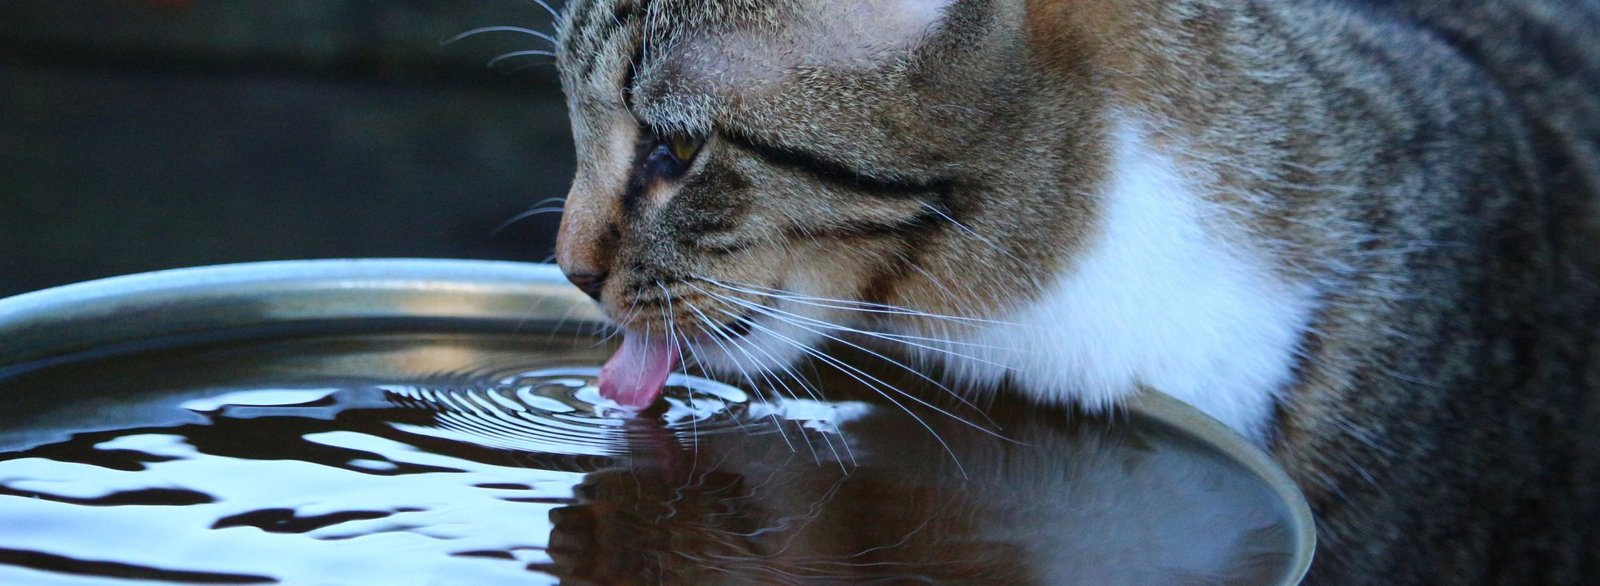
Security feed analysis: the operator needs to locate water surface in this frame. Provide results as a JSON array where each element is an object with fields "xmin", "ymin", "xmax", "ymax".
[{"xmin": 0, "ymin": 333, "xmax": 1298, "ymax": 584}]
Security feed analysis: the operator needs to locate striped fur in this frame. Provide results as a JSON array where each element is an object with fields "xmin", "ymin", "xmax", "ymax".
[{"xmin": 551, "ymin": 0, "xmax": 1600, "ymax": 582}]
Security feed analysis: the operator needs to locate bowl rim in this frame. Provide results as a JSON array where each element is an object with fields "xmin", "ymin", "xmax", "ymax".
[{"xmin": 0, "ymin": 258, "xmax": 1316, "ymax": 582}]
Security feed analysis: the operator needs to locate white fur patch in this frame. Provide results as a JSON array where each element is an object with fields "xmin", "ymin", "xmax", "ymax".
[
  {"xmin": 934, "ymin": 120, "xmax": 1316, "ymax": 442},
  {"xmin": 689, "ymin": 118, "xmax": 1313, "ymax": 444}
]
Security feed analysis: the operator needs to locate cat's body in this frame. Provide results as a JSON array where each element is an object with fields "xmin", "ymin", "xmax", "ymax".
[{"xmin": 552, "ymin": 0, "xmax": 1600, "ymax": 582}]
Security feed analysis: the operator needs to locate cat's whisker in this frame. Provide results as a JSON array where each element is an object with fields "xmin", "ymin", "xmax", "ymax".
[
  {"xmin": 490, "ymin": 206, "xmax": 564, "ymax": 237},
  {"xmin": 675, "ymin": 323, "xmax": 753, "ymax": 438},
  {"xmin": 488, "ymin": 49, "xmax": 558, "ymax": 68},
  {"xmin": 679, "ymin": 296, "xmax": 798, "ymax": 452},
  {"xmin": 897, "ymin": 250, "xmax": 1026, "ymax": 313},
  {"xmin": 540, "ymin": 294, "xmax": 587, "ymax": 348},
  {"xmin": 716, "ymin": 307, "xmax": 970, "ymax": 478},
  {"xmin": 695, "ymin": 283, "xmax": 993, "ymax": 379},
  {"xmin": 690, "ymin": 280, "xmax": 1024, "ymax": 368},
  {"xmin": 586, "ymin": 318, "xmax": 618, "ymax": 345},
  {"xmin": 528, "ymin": 0, "xmax": 561, "ymax": 22},
  {"xmin": 702, "ymin": 277, "xmax": 945, "ymax": 314},
  {"xmin": 709, "ymin": 289, "xmax": 1026, "ymax": 367},
  {"xmin": 731, "ymin": 289, "xmax": 1020, "ymax": 353},
  {"xmin": 746, "ymin": 341, "xmax": 859, "ymax": 469},
  {"xmin": 717, "ymin": 317, "xmax": 854, "ymax": 470},
  {"xmin": 701, "ymin": 277, "xmax": 1029, "ymax": 329},
  {"xmin": 656, "ymin": 284, "xmax": 711, "ymax": 492},
  {"xmin": 700, "ymin": 302, "xmax": 992, "ymax": 440},
  {"xmin": 442, "ymin": 26, "xmax": 557, "ymax": 48},
  {"xmin": 920, "ymin": 202, "xmax": 1027, "ymax": 268},
  {"xmin": 597, "ymin": 289, "xmax": 646, "ymax": 347},
  {"xmin": 530, "ymin": 194, "xmax": 569, "ymax": 210},
  {"xmin": 695, "ymin": 287, "xmax": 1009, "ymax": 436},
  {"xmin": 705, "ymin": 315, "xmax": 825, "ymax": 465}
]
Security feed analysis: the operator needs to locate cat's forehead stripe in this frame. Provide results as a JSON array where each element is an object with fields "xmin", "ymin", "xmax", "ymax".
[
  {"xmin": 720, "ymin": 129, "xmax": 956, "ymax": 203},
  {"xmin": 560, "ymin": 0, "xmax": 641, "ymax": 85},
  {"xmin": 562, "ymin": 0, "xmax": 951, "ymax": 89}
]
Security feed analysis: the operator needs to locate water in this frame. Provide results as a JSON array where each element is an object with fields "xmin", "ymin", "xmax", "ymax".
[{"xmin": 0, "ymin": 332, "xmax": 1300, "ymax": 585}]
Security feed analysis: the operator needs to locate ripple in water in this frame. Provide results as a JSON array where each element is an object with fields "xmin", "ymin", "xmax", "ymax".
[
  {"xmin": 383, "ymin": 368, "xmax": 765, "ymax": 458},
  {"xmin": 0, "ymin": 333, "xmax": 1303, "ymax": 585}
]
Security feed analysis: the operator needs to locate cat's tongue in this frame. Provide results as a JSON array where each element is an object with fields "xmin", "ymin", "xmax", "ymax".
[{"xmin": 599, "ymin": 331, "xmax": 680, "ymax": 410}]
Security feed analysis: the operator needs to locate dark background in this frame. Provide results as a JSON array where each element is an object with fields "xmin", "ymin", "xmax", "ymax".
[{"xmin": 0, "ymin": 0, "xmax": 573, "ymax": 298}]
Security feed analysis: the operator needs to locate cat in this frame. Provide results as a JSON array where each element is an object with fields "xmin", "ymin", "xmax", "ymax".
[{"xmin": 547, "ymin": 0, "xmax": 1600, "ymax": 582}]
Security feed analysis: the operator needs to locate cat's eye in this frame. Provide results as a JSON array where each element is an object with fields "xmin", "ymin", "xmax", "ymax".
[
  {"xmin": 640, "ymin": 131, "xmax": 706, "ymax": 181},
  {"xmin": 665, "ymin": 132, "xmax": 704, "ymax": 163}
]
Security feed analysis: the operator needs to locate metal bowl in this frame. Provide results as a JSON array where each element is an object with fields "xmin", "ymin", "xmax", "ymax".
[{"xmin": 0, "ymin": 259, "xmax": 1315, "ymax": 584}]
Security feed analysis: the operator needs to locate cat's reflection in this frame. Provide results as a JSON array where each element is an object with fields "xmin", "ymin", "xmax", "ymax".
[{"xmin": 544, "ymin": 405, "xmax": 1292, "ymax": 585}]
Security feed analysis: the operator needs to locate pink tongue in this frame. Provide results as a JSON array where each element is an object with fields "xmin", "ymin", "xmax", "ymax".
[{"xmin": 599, "ymin": 331, "xmax": 681, "ymax": 409}]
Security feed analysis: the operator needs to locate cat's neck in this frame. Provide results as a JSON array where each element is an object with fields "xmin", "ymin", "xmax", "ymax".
[{"xmin": 883, "ymin": 0, "xmax": 1328, "ymax": 440}]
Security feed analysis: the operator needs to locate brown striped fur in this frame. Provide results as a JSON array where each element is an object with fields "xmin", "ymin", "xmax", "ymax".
[{"xmin": 552, "ymin": 0, "xmax": 1600, "ymax": 582}]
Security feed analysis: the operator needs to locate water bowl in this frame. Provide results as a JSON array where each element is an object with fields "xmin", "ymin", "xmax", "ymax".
[{"xmin": 0, "ymin": 260, "xmax": 1314, "ymax": 585}]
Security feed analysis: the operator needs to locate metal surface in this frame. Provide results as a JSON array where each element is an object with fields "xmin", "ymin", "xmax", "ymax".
[
  {"xmin": 0, "ymin": 258, "xmax": 1315, "ymax": 583},
  {"xmin": 0, "ymin": 259, "xmax": 601, "ymax": 369}
]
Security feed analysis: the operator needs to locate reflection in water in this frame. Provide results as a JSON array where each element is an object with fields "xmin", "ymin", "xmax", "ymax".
[{"xmin": 0, "ymin": 334, "xmax": 1297, "ymax": 585}]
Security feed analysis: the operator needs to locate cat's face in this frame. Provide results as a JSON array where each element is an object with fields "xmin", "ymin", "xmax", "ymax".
[{"xmin": 554, "ymin": 0, "xmax": 1104, "ymax": 373}]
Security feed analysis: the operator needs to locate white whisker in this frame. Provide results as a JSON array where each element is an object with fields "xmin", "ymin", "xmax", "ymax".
[
  {"xmin": 921, "ymin": 202, "xmax": 1025, "ymax": 267},
  {"xmin": 696, "ymin": 289, "xmax": 1009, "ymax": 438},
  {"xmin": 702, "ymin": 277, "xmax": 1027, "ymax": 329},
  {"xmin": 680, "ymin": 299, "xmax": 797, "ymax": 452},
  {"xmin": 713, "ymin": 321, "xmax": 824, "ymax": 464},
  {"xmin": 656, "ymin": 284, "xmax": 708, "ymax": 496},
  {"xmin": 529, "ymin": 0, "xmax": 561, "ymax": 22},
  {"xmin": 442, "ymin": 26, "xmax": 557, "ymax": 47},
  {"xmin": 490, "ymin": 207, "xmax": 564, "ymax": 236},
  {"xmin": 676, "ymin": 328, "xmax": 752, "ymax": 438},
  {"xmin": 702, "ymin": 286, "xmax": 1022, "ymax": 369},
  {"xmin": 488, "ymin": 49, "xmax": 558, "ymax": 67},
  {"xmin": 597, "ymin": 291, "xmax": 645, "ymax": 347},
  {"xmin": 721, "ymin": 322, "xmax": 855, "ymax": 470},
  {"xmin": 720, "ymin": 309, "xmax": 970, "ymax": 478}
]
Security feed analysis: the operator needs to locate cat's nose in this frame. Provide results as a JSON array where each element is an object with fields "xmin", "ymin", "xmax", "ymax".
[
  {"xmin": 565, "ymin": 270, "xmax": 608, "ymax": 302},
  {"xmin": 555, "ymin": 181, "xmax": 617, "ymax": 304}
]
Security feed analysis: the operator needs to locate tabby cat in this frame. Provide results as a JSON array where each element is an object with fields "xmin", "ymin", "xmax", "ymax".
[{"xmin": 547, "ymin": 0, "xmax": 1600, "ymax": 582}]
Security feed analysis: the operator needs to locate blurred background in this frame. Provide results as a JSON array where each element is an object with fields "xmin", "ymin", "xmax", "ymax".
[{"xmin": 0, "ymin": 0, "xmax": 572, "ymax": 298}]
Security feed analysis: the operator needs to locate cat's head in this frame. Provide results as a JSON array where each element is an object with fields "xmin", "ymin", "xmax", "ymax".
[{"xmin": 554, "ymin": 0, "xmax": 1106, "ymax": 374}]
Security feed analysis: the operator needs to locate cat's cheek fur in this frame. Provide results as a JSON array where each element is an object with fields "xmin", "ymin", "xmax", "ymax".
[
  {"xmin": 688, "ymin": 119, "xmax": 1315, "ymax": 443},
  {"xmin": 936, "ymin": 119, "xmax": 1317, "ymax": 444}
]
